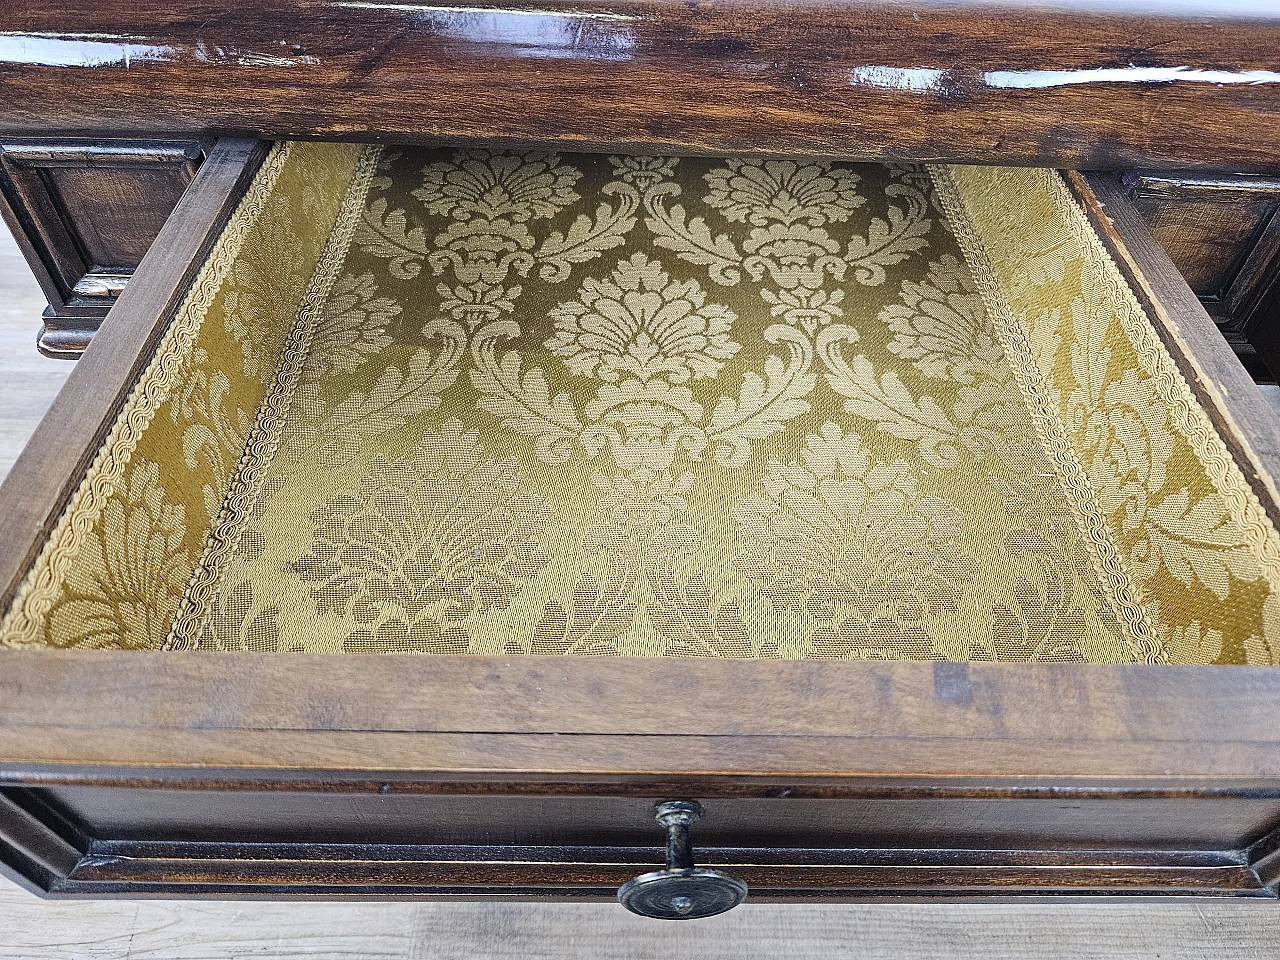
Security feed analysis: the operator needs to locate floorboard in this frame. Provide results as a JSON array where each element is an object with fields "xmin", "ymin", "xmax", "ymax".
[{"xmin": 0, "ymin": 230, "xmax": 71, "ymax": 477}]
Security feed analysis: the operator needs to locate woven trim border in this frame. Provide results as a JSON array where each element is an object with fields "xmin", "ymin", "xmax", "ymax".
[
  {"xmin": 0, "ymin": 143, "xmax": 292, "ymax": 648},
  {"xmin": 1048, "ymin": 171, "xmax": 1280, "ymax": 589},
  {"xmin": 929, "ymin": 164, "xmax": 1165, "ymax": 664},
  {"xmin": 164, "ymin": 145, "xmax": 382, "ymax": 650}
]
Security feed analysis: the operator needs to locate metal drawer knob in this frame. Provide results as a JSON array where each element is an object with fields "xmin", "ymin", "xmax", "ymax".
[{"xmin": 617, "ymin": 801, "xmax": 747, "ymax": 920}]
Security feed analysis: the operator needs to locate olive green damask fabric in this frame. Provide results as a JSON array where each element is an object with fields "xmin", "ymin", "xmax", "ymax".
[
  {"xmin": 5, "ymin": 143, "xmax": 1280, "ymax": 662},
  {"xmin": 0, "ymin": 142, "xmax": 368, "ymax": 649},
  {"xmin": 941, "ymin": 166, "xmax": 1280, "ymax": 666},
  {"xmin": 196, "ymin": 150, "xmax": 1135, "ymax": 659}
]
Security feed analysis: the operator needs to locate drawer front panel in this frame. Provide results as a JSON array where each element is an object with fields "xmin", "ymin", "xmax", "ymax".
[
  {"xmin": 5, "ymin": 785, "xmax": 1280, "ymax": 900},
  {"xmin": 35, "ymin": 787, "xmax": 1280, "ymax": 851}
]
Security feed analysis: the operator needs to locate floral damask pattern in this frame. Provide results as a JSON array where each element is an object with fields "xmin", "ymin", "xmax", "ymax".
[
  {"xmin": 17, "ymin": 145, "xmax": 1278, "ymax": 663},
  {"xmin": 641, "ymin": 156, "xmax": 932, "ymax": 336},
  {"xmin": 48, "ymin": 460, "xmax": 192, "ymax": 650},
  {"xmin": 704, "ymin": 159, "xmax": 865, "ymax": 227},
  {"xmin": 942, "ymin": 163, "xmax": 1280, "ymax": 663},
  {"xmin": 883, "ymin": 255, "xmax": 1004, "ymax": 385},
  {"xmin": 1063, "ymin": 282, "xmax": 1259, "ymax": 602},
  {"xmin": 0, "ymin": 142, "xmax": 367, "ymax": 651},
  {"xmin": 416, "ymin": 150, "xmax": 582, "ymax": 222},
  {"xmin": 357, "ymin": 149, "xmax": 636, "ymax": 332},
  {"xmin": 303, "ymin": 272, "xmax": 398, "ymax": 380},
  {"xmin": 734, "ymin": 425, "xmax": 972, "ymax": 659},
  {"xmin": 292, "ymin": 422, "xmax": 550, "ymax": 653},
  {"xmin": 183, "ymin": 149, "xmax": 1144, "ymax": 659},
  {"xmin": 223, "ymin": 242, "xmax": 310, "ymax": 380},
  {"xmin": 547, "ymin": 253, "xmax": 740, "ymax": 384},
  {"xmin": 169, "ymin": 347, "xmax": 256, "ymax": 521}
]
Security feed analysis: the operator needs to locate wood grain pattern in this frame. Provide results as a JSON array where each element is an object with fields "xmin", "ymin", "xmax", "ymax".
[
  {"xmin": 0, "ymin": 138, "xmax": 265, "ymax": 621},
  {"xmin": 53, "ymin": 842, "xmax": 1270, "ymax": 900},
  {"xmin": 1121, "ymin": 176, "xmax": 1280, "ymax": 296},
  {"xmin": 42, "ymin": 788, "xmax": 1280, "ymax": 848},
  {"xmin": 1, "ymin": 882, "xmax": 1274, "ymax": 960},
  {"xmin": 4, "ymin": 2, "xmax": 1280, "ymax": 169},
  {"xmin": 4, "ymin": 653, "xmax": 1280, "ymax": 783},
  {"xmin": 5, "ymin": 652, "xmax": 1280, "ymax": 900},
  {"xmin": 1120, "ymin": 170, "xmax": 1280, "ymax": 381}
]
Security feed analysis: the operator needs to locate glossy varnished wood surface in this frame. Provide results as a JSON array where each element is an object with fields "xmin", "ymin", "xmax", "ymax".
[{"xmin": 4, "ymin": 2, "xmax": 1280, "ymax": 169}]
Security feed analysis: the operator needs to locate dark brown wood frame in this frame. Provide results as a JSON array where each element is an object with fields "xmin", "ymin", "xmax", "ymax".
[
  {"xmin": 5, "ymin": 2, "xmax": 1280, "ymax": 171},
  {"xmin": 4, "ymin": 654, "xmax": 1280, "ymax": 900},
  {"xmin": 2, "ymin": 142, "xmax": 1280, "ymax": 904}
]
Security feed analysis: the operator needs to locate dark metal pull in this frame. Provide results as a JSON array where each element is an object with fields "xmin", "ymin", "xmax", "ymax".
[{"xmin": 617, "ymin": 801, "xmax": 747, "ymax": 920}]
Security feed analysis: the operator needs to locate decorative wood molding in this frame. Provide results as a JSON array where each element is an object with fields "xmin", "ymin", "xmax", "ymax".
[
  {"xmin": 46, "ymin": 838, "xmax": 1277, "ymax": 900},
  {"xmin": 0, "ymin": 139, "xmax": 206, "ymax": 358},
  {"xmin": 3, "ymin": 652, "xmax": 1280, "ymax": 899},
  {"xmin": 0, "ymin": 789, "xmax": 84, "ymax": 897},
  {"xmin": 1119, "ymin": 170, "xmax": 1280, "ymax": 381}
]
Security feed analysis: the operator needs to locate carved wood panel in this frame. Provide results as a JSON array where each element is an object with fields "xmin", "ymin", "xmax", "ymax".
[
  {"xmin": 1124, "ymin": 172, "xmax": 1280, "ymax": 383},
  {"xmin": 0, "ymin": 140, "xmax": 205, "ymax": 358}
]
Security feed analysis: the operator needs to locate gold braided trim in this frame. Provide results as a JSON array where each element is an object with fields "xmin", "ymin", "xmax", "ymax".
[
  {"xmin": 165, "ymin": 146, "xmax": 382, "ymax": 650},
  {"xmin": 0, "ymin": 143, "xmax": 293, "ymax": 647},
  {"xmin": 1045, "ymin": 171, "xmax": 1280, "ymax": 588},
  {"xmin": 930, "ymin": 165, "xmax": 1164, "ymax": 664}
]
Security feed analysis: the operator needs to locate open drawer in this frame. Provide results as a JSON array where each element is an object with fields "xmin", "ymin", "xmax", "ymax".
[{"xmin": 3, "ymin": 138, "xmax": 1280, "ymax": 909}]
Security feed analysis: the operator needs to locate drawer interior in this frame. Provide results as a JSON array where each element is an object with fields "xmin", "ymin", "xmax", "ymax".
[{"xmin": 4, "ymin": 141, "xmax": 1280, "ymax": 665}]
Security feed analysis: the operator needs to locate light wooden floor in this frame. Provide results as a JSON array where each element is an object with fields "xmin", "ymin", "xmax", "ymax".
[{"xmin": 2, "ymin": 227, "xmax": 1280, "ymax": 957}]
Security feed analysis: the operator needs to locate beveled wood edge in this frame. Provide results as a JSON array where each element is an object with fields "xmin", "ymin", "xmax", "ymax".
[
  {"xmin": 0, "ymin": 789, "xmax": 82, "ymax": 897},
  {"xmin": 7, "ymin": 787, "xmax": 1280, "ymax": 902},
  {"xmin": 0, "ymin": 137, "xmax": 268, "ymax": 617},
  {"xmin": 29, "ymin": 829, "xmax": 1280, "ymax": 902},
  {"xmin": 7, "ymin": 800, "xmax": 1275, "ymax": 903},
  {"xmin": 0, "ymin": 152, "xmax": 79, "ymax": 309},
  {"xmin": 0, "ymin": 139, "xmax": 205, "ymax": 167},
  {"xmin": 1122, "ymin": 171, "xmax": 1280, "ymax": 203},
  {"xmin": 1067, "ymin": 171, "xmax": 1280, "ymax": 528},
  {"xmin": 2, "ymin": 653, "xmax": 1280, "ymax": 784},
  {"xmin": 36, "ymin": 315, "xmax": 102, "ymax": 360},
  {"xmin": 51, "ymin": 842, "xmax": 1269, "ymax": 902}
]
